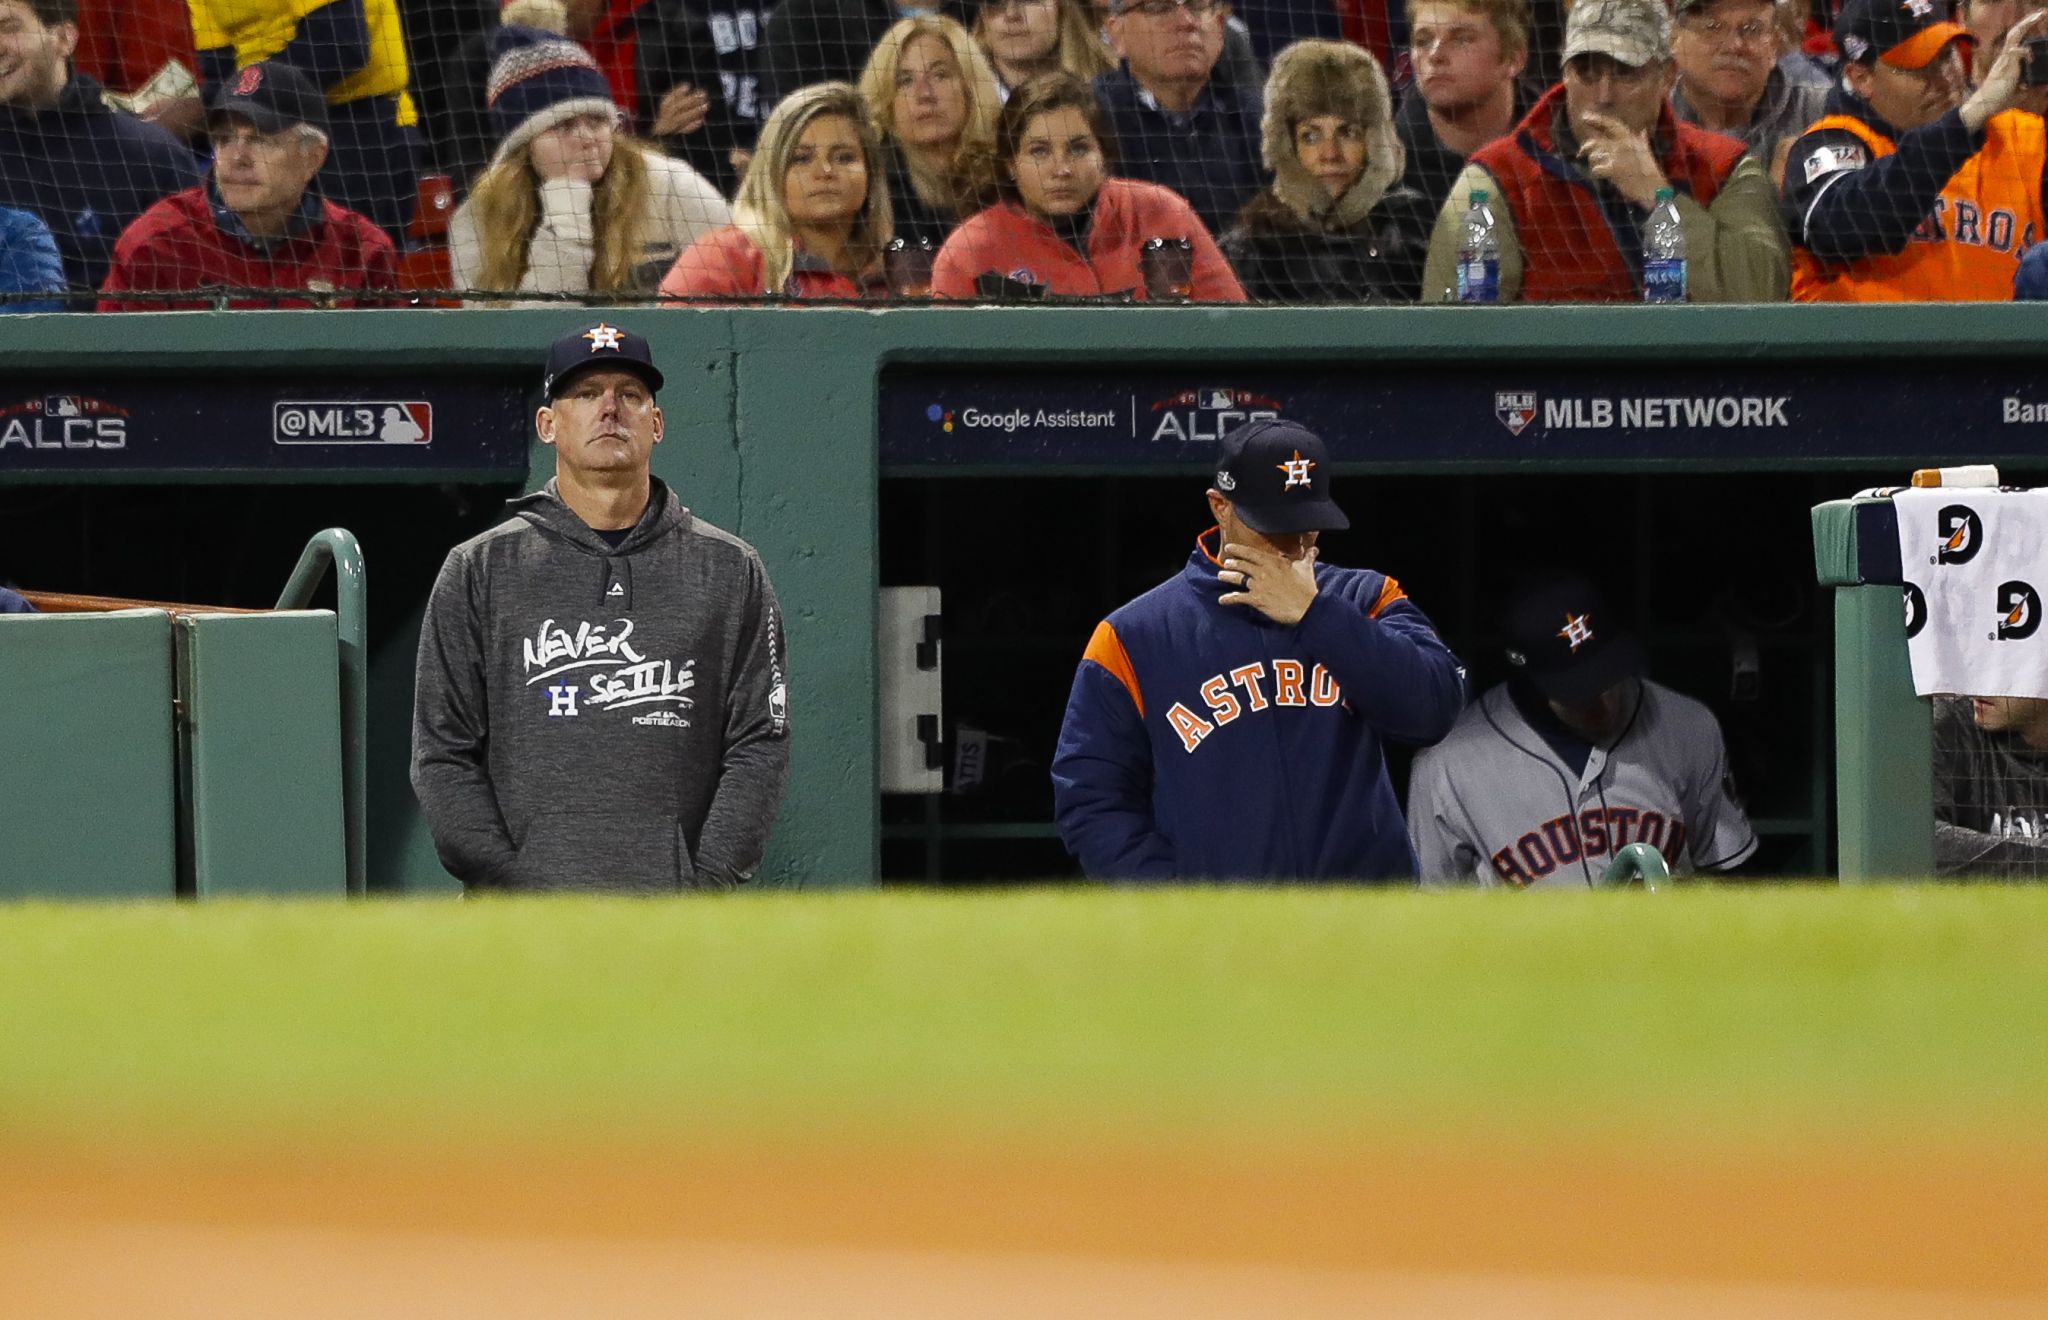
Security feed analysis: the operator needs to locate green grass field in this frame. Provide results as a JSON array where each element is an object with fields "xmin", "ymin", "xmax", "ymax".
[{"xmin": 4, "ymin": 885, "xmax": 2045, "ymax": 1160}]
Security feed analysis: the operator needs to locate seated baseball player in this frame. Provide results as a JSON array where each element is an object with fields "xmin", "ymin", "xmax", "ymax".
[
  {"xmin": 1933, "ymin": 694, "xmax": 2048, "ymax": 878},
  {"xmin": 1406, "ymin": 573, "xmax": 1757, "ymax": 887},
  {"xmin": 1049, "ymin": 418, "xmax": 1467, "ymax": 883}
]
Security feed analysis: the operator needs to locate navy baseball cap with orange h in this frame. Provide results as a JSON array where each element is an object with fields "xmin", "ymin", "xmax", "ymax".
[
  {"xmin": 543, "ymin": 321, "xmax": 665, "ymax": 400},
  {"xmin": 1834, "ymin": 0, "xmax": 1972, "ymax": 68},
  {"xmin": 1213, "ymin": 418, "xmax": 1350, "ymax": 534}
]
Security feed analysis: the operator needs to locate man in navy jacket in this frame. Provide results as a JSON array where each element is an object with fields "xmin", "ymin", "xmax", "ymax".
[
  {"xmin": 1051, "ymin": 418, "xmax": 1466, "ymax": 883},
  {"xmin": 0, "ymin": 0, "xmax": 201, "ymax": 296}
]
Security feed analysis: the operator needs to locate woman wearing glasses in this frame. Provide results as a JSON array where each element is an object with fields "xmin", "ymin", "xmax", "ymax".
[
  {"xmin": 1220, "ymin": 39, "xmax": 1434, "ymax": 302},
  {"xmin": 858, "ymin": 17, "xmax": 1006, "ymax": 248},
  {"xmin": 931, "ymin": 73, "xmax": 1245, "ymax": 299},
  {"xmin": 973, "ymin": 0, "xmax": 1116, "ymax": 96}
]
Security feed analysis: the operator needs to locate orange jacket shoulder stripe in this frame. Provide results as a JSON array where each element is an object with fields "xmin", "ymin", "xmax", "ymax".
[
  {"xmin": 1081, "ymin": 620, "xmax": 1144, "ymax": 717},
  {"xmin": 1790, "ymin": 110, "xmax": 2046, "ymax": 302}
]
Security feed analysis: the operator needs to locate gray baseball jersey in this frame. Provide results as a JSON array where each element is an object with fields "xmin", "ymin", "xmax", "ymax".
[{"xmin": 1406, "ymin": 679, "xmax": 1758, "ymax": 887}]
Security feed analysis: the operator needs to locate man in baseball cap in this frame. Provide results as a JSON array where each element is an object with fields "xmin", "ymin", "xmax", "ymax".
[
  {"xmin": 97, "ymin": 59, "xmax": 398, "ymax": 310},
  {"xmin": 1421, "ymin": 0, "xmax": 1789, "ymax": 301},
  {"xmin": 1785, "ymin": 0, "xmax": 2048, "ymax": 300},
  {"xmin": 1050, "ymin": 417, "xmax": 1466, "ymax": 884},
  {"xmin": 205, "ymin": 60, "xmax": 329, "ymax": 138},
  {"xmin": 1406, "ymin": 572, "xmax": 1758, "ymax": 888},
  {"xmin": 1499, "ymin": 573, "xmax": 1644, "ymax": 732},
  {"xmin": 412, "ymin": 319, "xmax": 792, "ymax": 894}
]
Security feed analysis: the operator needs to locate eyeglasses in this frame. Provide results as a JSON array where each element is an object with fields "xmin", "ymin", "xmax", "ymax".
[
  {"xmin": 1679, "ymin": 15, "xmax": 1775, "ymax": 45},
  {"xmin": 1118, "ymin": 0, "xmax": 1224, "ymax": 19}
]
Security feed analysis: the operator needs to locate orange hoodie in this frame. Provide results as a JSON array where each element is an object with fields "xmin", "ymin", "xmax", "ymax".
[{"xmin": 932, "ymin": 177, "xmax": 1246, "ymax": 302}]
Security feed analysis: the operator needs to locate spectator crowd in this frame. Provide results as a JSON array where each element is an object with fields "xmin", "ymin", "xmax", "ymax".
[{"xmin": 1, "ymin": 0, "xmax": 2046, "ymax": 306}]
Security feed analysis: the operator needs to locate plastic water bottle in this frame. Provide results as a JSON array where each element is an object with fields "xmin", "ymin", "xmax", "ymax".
[
  {"xmin": 1643, "ymin": 186, "xmax": 1686, "ymax": 303},
  {"xmin": 1455, "ymin": 189, "xmax": 1499, "ymax": 303}
]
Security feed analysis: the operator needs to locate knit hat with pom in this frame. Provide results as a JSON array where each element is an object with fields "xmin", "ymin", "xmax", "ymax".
[{"xmin": 485, "ymin": 23, "xmax": 617, "ymax": 166}]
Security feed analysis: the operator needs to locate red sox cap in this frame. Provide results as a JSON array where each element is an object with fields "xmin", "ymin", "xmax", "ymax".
[
  {"xmin": 1502, "ymin": 574, "xmax": 1643, "ymax": 705},
  {"xmin": 543, "ymin": 322, "xmax": 665, "ymax": 400},
  {"xmin": 1213, "ymin": 418, "xmax": 1349, "ymax": 535},
  {"xmin": 206, "ymin": 61, "xmax": 329, "ymax": 136}
]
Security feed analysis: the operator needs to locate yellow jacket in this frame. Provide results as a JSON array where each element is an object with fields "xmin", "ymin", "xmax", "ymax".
[{"xmin": 189, "ymin": 0, "xmax": 417, "ymax": 125}]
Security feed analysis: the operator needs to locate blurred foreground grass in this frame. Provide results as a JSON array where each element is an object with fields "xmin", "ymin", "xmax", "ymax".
[{"xmin": 2, "ymin": 886, "xmax": 2043, "ymax": 1158}]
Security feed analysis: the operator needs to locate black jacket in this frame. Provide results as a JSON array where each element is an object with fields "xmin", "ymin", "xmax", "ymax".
[{"xmin": 1221, "ymin": 185, "xmax": 1434, "ymax": 302}]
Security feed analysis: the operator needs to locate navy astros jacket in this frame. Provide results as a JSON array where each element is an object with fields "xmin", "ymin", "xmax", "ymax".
[{"xmin": 1052, "ymin": 530, "xmax": 1465, "ymax": 882}]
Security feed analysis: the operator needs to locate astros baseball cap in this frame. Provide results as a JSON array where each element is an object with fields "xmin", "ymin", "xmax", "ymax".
[
  {"xmin": 543, "ymin": 322, "xmax": 665, "ymax": 400},
  {"xmin": 1213, "ymin": 418, "xmax": 1349, "ymax": 534},
  {"xmin": 1563, "ymin": 0, "xmax": 1673, "ymax": 68},
  {"xmin": 1501, "ymin": 574, "xmax": 1643, "ymax": 705},
  {"xmin": 207, "ymin": 61, "xmax": 329, "ymax": 136},
  {"xmin": 1834, "ymin": 0, "xmax": 1972, "ymax": 68}
]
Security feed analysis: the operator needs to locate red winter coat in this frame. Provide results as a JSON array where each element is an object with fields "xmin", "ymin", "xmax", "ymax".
[
  {"xmin": 98, "ymin": 186, "xmax": 398, "ymax": 311},
  {"xmin": 659, "ymin": 223, "xmax": 884, "ymax": 300},
  {"xmin": 1469, "ymin": 84, "xmax": 1747, "ymax": 302},
  {"xmin": 932, "ymin": 177, "xmax": 1246, "ymax": 302}
]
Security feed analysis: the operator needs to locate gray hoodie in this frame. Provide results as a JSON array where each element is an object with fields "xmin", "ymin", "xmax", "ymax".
[{"xmin": 412, "ymin": 478, "xmax": 789, "ymax": 893}]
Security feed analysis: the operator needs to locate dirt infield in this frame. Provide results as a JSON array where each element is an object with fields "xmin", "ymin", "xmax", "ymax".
[{"xmin": 5, "ymin": 1136, "xmax": 2044, "ymax": 1317}]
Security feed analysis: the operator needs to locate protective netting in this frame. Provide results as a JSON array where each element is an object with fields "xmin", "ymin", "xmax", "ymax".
[
  {"xmin": 3, "ymin": 0, "xmax": 2047, "ymax": 308},
  {"xmin": 1932, "ymin": 695, "xmax": 2048, "ymax": 880}
]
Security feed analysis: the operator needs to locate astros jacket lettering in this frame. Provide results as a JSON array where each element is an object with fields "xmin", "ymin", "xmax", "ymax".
[{"xmin": 1051, "ymin": 529, "xmax": 1465, "ymax": 882}]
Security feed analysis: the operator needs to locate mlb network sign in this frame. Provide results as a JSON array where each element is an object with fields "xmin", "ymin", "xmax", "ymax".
[
  {"xmin": 274, "ymin": 401, "xmax": 432, "ymax": 446},
  {"xmin": 1496, "ymin": 391, "xmax": 1791, "ymax": 434}
]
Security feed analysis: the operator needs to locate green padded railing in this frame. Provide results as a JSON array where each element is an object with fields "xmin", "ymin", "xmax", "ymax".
[{"xmin": 276, "ymin": 528, "xmax": 367, "ymax": 897}]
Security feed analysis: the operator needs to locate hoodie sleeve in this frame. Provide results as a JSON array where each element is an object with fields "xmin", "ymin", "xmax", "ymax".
[
  {"xmin": 1292, "ymin": 575, "xmax": 1466, "ymax": 744},
  {"xmin": 692, "ymin": 551, "xmax": 791, "ymax": 885},
  {"xmin": 521, "ymin": 178, "xmax": 599, "ymax": 293},
  {"xmin": 1050, "ymin": 625, "xmax": 1178, "ymax": 880},
  {"xmin": 410, "ymin": 545, "xmax": 521, "ymax": 888}
]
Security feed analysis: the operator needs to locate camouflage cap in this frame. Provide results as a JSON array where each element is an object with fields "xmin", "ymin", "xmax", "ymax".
[{"xmin": 1563, "ymin": 0, "xmax": 1673, "ymax": 67}]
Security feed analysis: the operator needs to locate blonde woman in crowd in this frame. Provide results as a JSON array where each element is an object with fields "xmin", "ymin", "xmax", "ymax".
[
  {"xmin": 858, "ymin": 16, "xmax": 1005, "ymax": 248},
  {"xmin": 451, "ymin": 25, "xmax": 730, "ymax": 303},
  {"xmin": 972, "ymin": 0, "xmax": 1116, "ymax": 97},
  {"xmin": 661, "ymin": 82, "xmax": 893, "ymax": 299}
]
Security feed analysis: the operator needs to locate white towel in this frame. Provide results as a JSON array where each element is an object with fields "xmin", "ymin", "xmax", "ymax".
[{"xmin": 1896, "ymin": 488, "xmax": 2048, "ymax": 699}]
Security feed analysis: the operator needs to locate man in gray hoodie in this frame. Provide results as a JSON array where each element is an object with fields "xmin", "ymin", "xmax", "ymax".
[{"xmin": 412, "ymin": 321, "xmax": 789, "ymax": 892}]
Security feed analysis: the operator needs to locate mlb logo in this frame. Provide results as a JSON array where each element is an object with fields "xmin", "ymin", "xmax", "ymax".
[
  {"xmin": 1201, "ymin": 389, "xmax": 1234, "ymax": 409},
  {"xmin": 43, "ymin": 396, "xmax": 80, "ymax": 417},
  {"xmin": 1495, "ymin": 391, "xmax": 1537, "ymax": 435}
]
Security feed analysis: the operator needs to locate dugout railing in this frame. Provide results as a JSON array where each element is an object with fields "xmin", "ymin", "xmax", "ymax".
[{"xmin": 1, "ymin": 528, "xmax": 364, "ymax": 899}]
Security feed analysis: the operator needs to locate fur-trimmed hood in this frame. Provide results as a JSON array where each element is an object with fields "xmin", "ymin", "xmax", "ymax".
[{"xmin": 1261, "ymin": 40, "xmax": 1404, "ymax": 230}]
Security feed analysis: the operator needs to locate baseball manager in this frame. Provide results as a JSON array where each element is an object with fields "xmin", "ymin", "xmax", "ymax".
[
  {"xmin": 412, "ymin": 322, "xmax": 790, "ymax": 893},
  {"xmin": 1050, "ymin": 418, "xmax": 1466, "ymax": 882}
]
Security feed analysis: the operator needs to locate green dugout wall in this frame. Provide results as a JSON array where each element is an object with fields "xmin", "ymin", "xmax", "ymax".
[{"xmin": 5, "ymin": 305, "xmax": 2046, "ymax": 892}]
